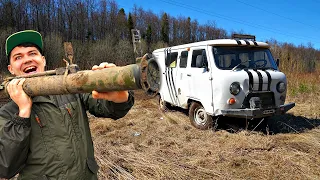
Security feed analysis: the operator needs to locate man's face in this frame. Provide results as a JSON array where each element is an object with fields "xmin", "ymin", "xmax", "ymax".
[{"xmin": 7, "ymin": 46, "xmax": 46, "ymax": 76}]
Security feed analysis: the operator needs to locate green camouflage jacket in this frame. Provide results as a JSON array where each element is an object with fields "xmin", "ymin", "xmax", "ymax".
[{"xmin": 0, "ymin": 92, "xmax": 134, "ymax": 180}]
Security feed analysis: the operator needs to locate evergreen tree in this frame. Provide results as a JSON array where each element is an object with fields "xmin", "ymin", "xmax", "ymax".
[
  {"xmin": 127, "ymin": 13, "xmax": 134, "ymax": 43},
  {"xmin": 117, "ymin": 8, "xmax": 127, "ymax": 40},
  {"xmin": 161, "ymin": 13, "xmax": 169, "ymax": 44},
  {"xmin": 146, "ymin": 24, "xmax": 152, "ymax": 52}
]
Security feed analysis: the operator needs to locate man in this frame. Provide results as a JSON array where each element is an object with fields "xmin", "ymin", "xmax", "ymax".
[{"xmin": 0, "ymin": 30, "xmax": 134, "ymax": 179}]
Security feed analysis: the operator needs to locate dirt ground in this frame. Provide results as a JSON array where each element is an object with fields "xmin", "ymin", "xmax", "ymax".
[{"xmin": 90, "ymin": 90, "xmax": 320, "ymax": 180}]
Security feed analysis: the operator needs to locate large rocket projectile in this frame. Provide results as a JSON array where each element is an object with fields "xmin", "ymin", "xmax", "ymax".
[{"xmin": 0, "ymin": 54, "xmax": 160, "ymax": 98}]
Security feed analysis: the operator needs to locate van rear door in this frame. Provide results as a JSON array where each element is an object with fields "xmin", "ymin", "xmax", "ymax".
[{"xmin": 162, "ymin": 49, "xmax": 180, "ymax": 106}]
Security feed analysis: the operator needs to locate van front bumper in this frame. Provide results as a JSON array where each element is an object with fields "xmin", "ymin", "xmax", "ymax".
[{"xmin": 220, "ymin": 102, "xmax": 295, "ymax": 118}]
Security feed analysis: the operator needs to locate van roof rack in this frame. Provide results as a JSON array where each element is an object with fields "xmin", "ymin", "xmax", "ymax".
[{"xmin": 232, "ymin": 34, "xmax": 256, "ymax": 41}]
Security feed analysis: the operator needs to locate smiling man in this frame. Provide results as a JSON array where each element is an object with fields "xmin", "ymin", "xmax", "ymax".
[
  {"xmin": 7, "ymin": 30, "xmax": 46, "ymax": 76},
  {"xmin": 0, "ymin": 30, "xmax": 134, "ymax": 179}
]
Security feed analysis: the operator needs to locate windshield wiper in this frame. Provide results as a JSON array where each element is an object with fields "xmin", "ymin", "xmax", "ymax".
[{"xmin": 231, "ymin": 59, "xmax": 250, "ymax": 71}]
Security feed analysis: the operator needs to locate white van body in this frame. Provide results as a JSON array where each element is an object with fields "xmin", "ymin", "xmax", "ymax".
[{"xmin": 153, "ymin": 38, "xmax": 295, "ymax": 129}]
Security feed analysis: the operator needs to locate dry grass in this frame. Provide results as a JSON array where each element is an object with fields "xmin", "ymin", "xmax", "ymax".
[
  {"xmin": 90, "ymin": 86, "xmax": 320, "ymax": 179},
  {"xmin": 2, "ymin": 71, "xmax": 318, "ymax": 180},
  {"xmin": 286, "ymin": 70, "xmax": 320, "ymax": 97},
  {"xmin": 286, "ymin": 70, "xmax": 320, "ymax": 118}
]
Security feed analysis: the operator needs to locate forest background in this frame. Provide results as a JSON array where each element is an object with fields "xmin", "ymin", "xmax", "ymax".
[{"xmin": 0, "ymin": 0, "xmax": 319, "ymax": 76}]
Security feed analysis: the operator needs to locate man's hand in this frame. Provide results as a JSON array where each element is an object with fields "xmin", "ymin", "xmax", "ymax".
[
  {"xmin": 7, "ymin": 78, "xmax": 32, "ymax": 118},
  {"xmin": 91, "ymin": 62, "xmax": 129, "ymax": 103}
]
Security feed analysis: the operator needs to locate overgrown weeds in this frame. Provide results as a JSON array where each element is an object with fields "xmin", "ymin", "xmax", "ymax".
[{"xmin": 286, "ymin": 70, "xmax": 320, "ymax": 96}]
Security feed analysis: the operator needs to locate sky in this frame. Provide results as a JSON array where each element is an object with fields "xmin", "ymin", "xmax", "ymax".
[{"xmin": 116, "ymin": 0, "xmax": 320, "ymax": 50}]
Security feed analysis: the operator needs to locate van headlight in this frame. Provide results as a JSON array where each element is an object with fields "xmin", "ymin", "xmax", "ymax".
[
  {"xmin": 230, "ymin": 82, "xmax": 241, "ymax": 95},
  {"xmin": 277, "ymin": 82, "xmax": 286, "ymax": 93}
]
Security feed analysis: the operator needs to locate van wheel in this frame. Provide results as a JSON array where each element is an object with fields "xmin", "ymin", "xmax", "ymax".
[
  {"xmin": 189, "ymin": 102, "xmax": 213, "ymax": 130},
  {"xmin": 159, "ymin": 96, "xmax": 170, "ymax": 112}
]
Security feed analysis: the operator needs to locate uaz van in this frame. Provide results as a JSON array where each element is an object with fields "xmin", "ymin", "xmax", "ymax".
[{"xmin": 152, "ymin": 35, "xmax": 295, "ymax": 129}]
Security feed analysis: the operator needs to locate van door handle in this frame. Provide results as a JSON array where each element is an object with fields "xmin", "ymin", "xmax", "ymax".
[{"xmin": 187, "ymin": 74, "xmax": 191, "ymax": 77}]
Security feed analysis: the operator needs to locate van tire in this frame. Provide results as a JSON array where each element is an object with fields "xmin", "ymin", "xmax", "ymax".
[{"xmin": 189, "ymin": 102, "xmax": 213, "ymax": 130}]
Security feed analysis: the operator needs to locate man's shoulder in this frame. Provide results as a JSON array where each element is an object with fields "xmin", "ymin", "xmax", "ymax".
[
  {"xmin": 0, "ymin": 100, "xmax": 16, "ymax": 109},
  {"xmin": 0, "ymin": 100, "xmax": 17, "ymax": 117}
]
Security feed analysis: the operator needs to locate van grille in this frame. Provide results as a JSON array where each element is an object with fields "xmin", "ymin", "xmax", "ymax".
[{"xmin": 241, "ymin": 91, "xmax": 275, "ymax": 109}]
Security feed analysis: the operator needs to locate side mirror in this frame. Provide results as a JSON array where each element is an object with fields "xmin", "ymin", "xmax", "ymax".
[{"xmin": 276, "ymin": 59, "xmax": 280, "ymax": 67}]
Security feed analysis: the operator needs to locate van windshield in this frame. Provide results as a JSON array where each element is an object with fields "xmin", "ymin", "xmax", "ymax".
[{"xmin": 212, "ymin": 46, "xmax": 278, "ymax": 70}]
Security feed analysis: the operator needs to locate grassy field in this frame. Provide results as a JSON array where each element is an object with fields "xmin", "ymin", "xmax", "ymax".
[{"xmin": 90, "ymin": 72, "xmax": 320, "ymax": 179}]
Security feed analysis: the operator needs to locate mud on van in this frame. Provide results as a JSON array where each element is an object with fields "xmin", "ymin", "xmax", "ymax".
[{"xmin": 152, "ymin": 35, "xmax": 295, "ymax": 130}]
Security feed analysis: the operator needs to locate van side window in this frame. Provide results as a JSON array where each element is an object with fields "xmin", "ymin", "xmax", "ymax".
[
  {"xmin": 165, "ymin": 52, "xmax": 178, "ymax": 68},
  {"xmin": 191, "ymin": 49, "xmax": 207, "ymax": 68},
  {"xmin": 179, "ymin": 51, "xmax": 188, "ymax": 68}
]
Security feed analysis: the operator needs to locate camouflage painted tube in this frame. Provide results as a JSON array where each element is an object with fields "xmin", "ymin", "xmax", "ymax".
[{"xmin": 0, "ymin": 54, "xmax": 160, "ymax": 98}]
